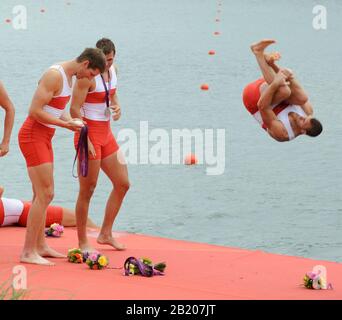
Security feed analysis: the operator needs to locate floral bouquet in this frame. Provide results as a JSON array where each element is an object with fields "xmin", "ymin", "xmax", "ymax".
[
  {"xmin": 303, "ymin": 266, "xmax": 333, "ymax": 290},
  {"xmin": 83, "ymin": 251, "xmax": 109, "ymax": 270},
  {"xmin": 45, "ymin": 223, "xmax": 64, "ymax": 237},
  {"xmin": 67, "ymin": 248, "xmax": 83, "ymax": 264},
  {"xmin": 124, "ymin": 257, "xmax": 166, "ymax": 277}
]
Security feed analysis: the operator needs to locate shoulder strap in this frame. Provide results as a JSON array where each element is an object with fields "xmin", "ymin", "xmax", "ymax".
[
  {"xmin": 100, "ymin": 70, "xmax": 111, "ymax": 108},
  {"xmin": 278, "ymin": 110, "xmax": 295, "ymax": 141}
]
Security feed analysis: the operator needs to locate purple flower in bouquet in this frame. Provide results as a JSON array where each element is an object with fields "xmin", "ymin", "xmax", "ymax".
[
  {"xmin": 82, "ymin": 251, "xmax": 89, "ymax": 262},
  {"xmin": 89, "ymin": 252, "xmax": 99, "ymax": 262},
  {"xmin": 307, "ymin": 272, "xmax": 320, "ymax": 280},
  {"xmin": 56, "ymin": 225, "xmax": 64, "ymax": 233},
  {"xmin": 45, "ymin": 223, "xmax": 64, "ymax": 237}
]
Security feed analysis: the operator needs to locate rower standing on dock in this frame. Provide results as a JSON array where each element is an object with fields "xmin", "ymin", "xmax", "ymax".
[
  {"xmin": 18, "ymin": 48, "xmax": 106, "ymax": 266},
  {"xmin": 70, "ymin": 38, "xmax": 129, "ymax": 252}
]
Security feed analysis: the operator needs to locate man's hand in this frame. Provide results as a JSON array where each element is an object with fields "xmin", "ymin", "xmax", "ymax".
[
  {"xmin": 88, "ymin": 137, "xmax": 96, "ymax": 158},
  {"xmin": 280, "ymin": 68, "xmax": 294, "ymax": 81},
  {"xmin": 265, "ymin": 51, "xmax": 281, "ymax": 65},
  {"xmin": 0, "ymin": 142, "xmax": 9, "ymax": 157},
  {"xmin": 64, "ymin": 118, "xmax": 84, "ymax": 132},
  {"xmin": 273, "ymin": 71, "xmax": 289, "ymax": 87},
  {"xmin": 110, "ymin": 104, "xmax": 121, "ymax": 121}
]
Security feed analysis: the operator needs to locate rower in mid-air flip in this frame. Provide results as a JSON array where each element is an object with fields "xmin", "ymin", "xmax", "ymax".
[{"xmin": 243, "ymin": 39, "xmax": 323, "ymax": 142}]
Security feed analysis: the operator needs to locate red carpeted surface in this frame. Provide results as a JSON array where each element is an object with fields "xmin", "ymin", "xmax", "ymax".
[{"xmin": 0, "ymin": 227, "xmax": 341, "ymax": 300}]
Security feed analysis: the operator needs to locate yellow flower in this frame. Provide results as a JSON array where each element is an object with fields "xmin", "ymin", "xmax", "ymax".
[
  {"xmin": 320, "ymin": 276, "xmax": 327, "ymax": 289},
  {"xmin": 98, "ymin": 255, "xmax": 108, "ymax": 267}
]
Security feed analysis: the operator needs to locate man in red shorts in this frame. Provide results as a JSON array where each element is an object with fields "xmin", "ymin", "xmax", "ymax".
[
  {"xmin": 71, "ymin": 39, "xmax": 129, "ymax": 252},
  {"xmin": 243, "ymin": 39, "xmax": 323, "ymax": 142},
  {"xmin": 18, "ymin": 48, "xmax": 106, "ymax": 265}
]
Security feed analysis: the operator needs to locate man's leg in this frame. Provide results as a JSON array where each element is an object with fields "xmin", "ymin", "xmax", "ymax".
[
  {"xmin": 30, "ymin": 164, "xmax": 64, "ymax": 258},
  {"xmin": 251, "ymin": 40, "xmax": 291, "ymax": 106},
  {"xmin": 21, "ymin": 164, "xmax": 63, "ymax": 265},
  {"xmin": 265, "ymin": 54, "xmax": 309, "ymax": 106},
  {"xmin": 286, "ymin": 77, "xmax": 309, "ymax": 106},
  {"xmin": 97, "ymin": 150, "xmax": 130, "ymax": 250},
  {"xmin": 75, "ymin": 159, "xmax": 101, "ymax": 252},
  {"xmin": 61, "ymin": 207, "xmax": 98, "ymax": 228},
  {"xmin": 251, "ymin": 40, "xmax": 278, "ymax": 84}
]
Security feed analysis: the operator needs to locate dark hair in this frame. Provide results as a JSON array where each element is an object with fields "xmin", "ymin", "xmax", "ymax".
[
  {"xmin": 306, "ymin": 118, "xmax": 323, "ymax": 137},
  {"xmin": 76, "ymin": 48, "xmax": 106, "ymax": 73},
  {"xmin": 96, "ymin": 38, "xmax": 116, "ymax": 55}
]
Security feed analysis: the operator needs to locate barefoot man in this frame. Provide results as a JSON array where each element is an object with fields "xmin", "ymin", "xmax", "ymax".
[
  {"xmin": 18, "ymin": 48, "xmax": 106, "ymax": 265},
  {"xmin": 243, "ymin": 39, "xmax": 323, "ymax": 142},
  {"xmin": 70, "ymin": 38, "xmax": 129, "ymax": 252}
]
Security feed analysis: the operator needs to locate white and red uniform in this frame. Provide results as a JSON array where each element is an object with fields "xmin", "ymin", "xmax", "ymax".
[
  {"xmin": 0, "ymin": 198, "xmax": 63, "ymax": 227},
  {"xmin": 18, "ymin": 65, "xmax": 72, "ymax": 167},
  {"xmin": 74, "ymin": 65, "xmax": 119, "ymax": 160},
  {"xmin": 243, "ymin": 78, "xmax": 306, "ymax": 141}
]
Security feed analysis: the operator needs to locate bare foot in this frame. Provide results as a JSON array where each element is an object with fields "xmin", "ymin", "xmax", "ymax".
[
  {"xmin": 79, "ymin": 242, "xmax": 95, "ymax": 253},
  {"xmin": 0, "ymin": 186, "xmax": 4, "ymax": 198},
  {"xmin": 20, "ymin": 252, "xmax": 55, "ymax": 266},
  {"xmin": 38, "ymin": 246, "xmax": 66, "ymax": 258},
  {"xmin": 265, "ymin": 51, "xmax": 281, "ymax": 64},
  {"xmin": 97, "ymin": 235, "xmax": 126, "ymax": 251},
  {"xmin": 251, "ymin": 39, "xmax": 276, "ymax": 55}
]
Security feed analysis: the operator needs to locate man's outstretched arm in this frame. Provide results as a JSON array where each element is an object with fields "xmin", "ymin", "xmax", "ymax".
[{"xmin": 0, "ymin": 82, "xmax": 15, "ymax": 157}]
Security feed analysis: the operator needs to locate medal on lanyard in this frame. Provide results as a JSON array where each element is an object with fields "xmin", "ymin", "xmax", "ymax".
[{"xmin": 100, "ymin": 71, "xmax": 111, "ymax": 117}]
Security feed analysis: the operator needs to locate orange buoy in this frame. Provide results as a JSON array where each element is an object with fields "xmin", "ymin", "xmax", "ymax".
[
  {"xmin": 208, "ymin": 50, "xmax": 216, "ymax": 55},
  {"xmin": 184, "ymin": 154, "xmax": 198, "ymax": 166},
  {"xmin": 214, "ymin": 31, "xmax": 220, "ymax": 35},
  {"xmin": 201, "ymin": 84, "xmax": 209, "ymax": 90},
  {"xmin": 5, "ymin": 19, "xmax": 11, "ymax": 24}
]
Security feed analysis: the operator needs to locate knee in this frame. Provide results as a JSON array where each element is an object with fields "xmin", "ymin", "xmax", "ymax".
[
  {"xmin": 279, "ymin": 85, "xmax": 292, "ymax": 101},
  {"xmin": 296, "ymin": 95, "xmax": 309, "ymax": 106},
  {"xmin": 45, "ymin": 189, "xmax": 54, "ymax": 204},
  {"xmin": 80, "ymin": 182, "xmax": 97, "ymax": 199},
  {"xmin": 37, "ymin": 187, "xmax": 54, "ymax": 205},
  {"xmin": 115, "ymin": 180, "xmax": 130, "ymax": 195}
]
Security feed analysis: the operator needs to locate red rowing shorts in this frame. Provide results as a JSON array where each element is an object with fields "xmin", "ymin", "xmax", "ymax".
[
  {"xmin": 74, "ymin": 118, "xmax": 119, "ymax": 161},
  {"xmin": 242, "ymin": 78, "xmax": 265, "ymax": 115},
  {"xmin": 18, "ymin": 117, "xmax": 56, "ymax": 167}
]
